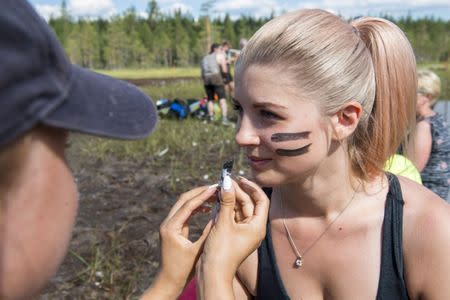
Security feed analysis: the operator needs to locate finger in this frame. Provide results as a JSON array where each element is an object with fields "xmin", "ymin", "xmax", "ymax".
[
  {"xmin": 238, "ymin": 177, "xmax": 270, "ymax": 224},
  {"xmin": 194, "ymin": 219, "xmax": 213, "ymax": 248},
  {"xmin": 217, "ymin": 174, "xmax": 236, "ymax": 224},
  {"xmin": 234, "ymin": 203, "xmax": 242, "ymax": 221},
  {"xmin": 234, "ymin": 180, "xmax": 255, "ymax": 219},
  {"xmin": 182, "ymin": 223, "xmax": 189, "ymax": 239},
  {"xmin": 167, "ymin": 187, "xmax": 217, "ymax": 230},
  {"xmin": 166, "ymin": 185, "xmax": 217, "ymax": 220}
]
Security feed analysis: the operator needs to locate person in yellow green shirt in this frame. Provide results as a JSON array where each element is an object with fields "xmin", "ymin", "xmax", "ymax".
[{"xmin": 384, "ymin": 154, "xmax": 422, "ymax": 184}]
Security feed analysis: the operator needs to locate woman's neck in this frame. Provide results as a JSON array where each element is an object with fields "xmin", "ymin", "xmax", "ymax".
[
  {"xmin": 271, "ymin": 147, "xmax": 368, "ymax": 219},
  {"xmin": 273, "ymin": 176, "xmax": 359, "ymax": 219}
]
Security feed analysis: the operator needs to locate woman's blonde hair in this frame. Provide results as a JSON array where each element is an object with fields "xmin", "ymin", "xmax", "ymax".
[
  {"xmin": 418, "ymin": 69, "xmax": 441, "ymax": 107},
  {"xmin": 236, "ymin": 9, "xmax": 417, "ymax": 181}
]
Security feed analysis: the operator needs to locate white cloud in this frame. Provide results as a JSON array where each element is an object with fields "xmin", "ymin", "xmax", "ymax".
[
  {"xmin": 33, "ymin": 0, "xmax": 450, "ymax": 20},
  {"xmin": 138, "ymin": 11, "xmax": 149, "ymax": 19},
  {"xmin": 162, "ymin": 2, "xmax": 193, "ymax": 15},
  {"xmin": 215, "ymin": 0, "xmax": 283, "ymax": 18},
  {"xmin": 35, "ymin": 4, "xmax": 61, "ymax": 20},
  {"xmin": 367, "ymin": 0, "xmax": 450, "ymax": 5},
  {"xmin": 68, "ymin": 0, "xmax": 116, "ymax": 18},
  {"xmin": 216, "ymin": 0, "xmax": 278, "ymax": 11}
]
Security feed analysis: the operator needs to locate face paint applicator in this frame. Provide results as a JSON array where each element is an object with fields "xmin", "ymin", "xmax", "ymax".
[{"xmin": 211, "ymin": 160, "xmax": 234, "ymax": 218}]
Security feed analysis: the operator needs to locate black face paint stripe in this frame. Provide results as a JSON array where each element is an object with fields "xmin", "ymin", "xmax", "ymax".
[
  {"xmin": 271, "ymin": 132, "xmax": 311, "ymax": 142},
  {"xmin": 276, "ymin": 143, "xmax": 312, "ymax": 157}
]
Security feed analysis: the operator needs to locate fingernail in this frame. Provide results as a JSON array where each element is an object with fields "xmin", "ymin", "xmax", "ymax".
[
  {"xmin": 208, "ymin": 183, "xmax": 219, "ymax": 189},
  {"xmin": 222, "ymin": 174, "xmax": 232, "ymax": 191},
  {"xmin": 237, "ymin": 175, "xmax": 247, "ymax": 181}
]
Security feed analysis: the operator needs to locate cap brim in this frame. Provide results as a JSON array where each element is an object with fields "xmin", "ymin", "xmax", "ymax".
[{"xmin": 42, "ymin": 65, "xmax": 158, "ymax": 140}]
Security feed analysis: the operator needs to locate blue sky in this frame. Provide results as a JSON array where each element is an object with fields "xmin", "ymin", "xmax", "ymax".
[{"xmin": 30, "ymin": 0, "xmax": 450, "ymax": 20}]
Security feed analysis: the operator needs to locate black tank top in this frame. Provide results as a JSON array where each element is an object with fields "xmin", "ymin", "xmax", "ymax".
[{"xmin": 256, "ymin": 175, "xmax": 409, "ymax": 299}]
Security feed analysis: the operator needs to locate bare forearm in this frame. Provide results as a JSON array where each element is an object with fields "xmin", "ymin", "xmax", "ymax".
[
  {"xmin": 140, "ymin": 274, "xmax": 183, "ymax": 300},
  {"xmin": 197, "ymin": 266, "xmax": 235, "ymax": 300}
]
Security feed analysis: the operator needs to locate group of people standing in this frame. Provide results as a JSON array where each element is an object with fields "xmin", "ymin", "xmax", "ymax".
[{"xmin": 201, "ymin": 40, "xmax": 245, "ymax": 126}]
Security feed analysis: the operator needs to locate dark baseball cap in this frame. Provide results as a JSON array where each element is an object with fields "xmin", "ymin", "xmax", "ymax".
[{"xmin": 0, "ymin": 0, "xmax": 158, "ymax": 148}]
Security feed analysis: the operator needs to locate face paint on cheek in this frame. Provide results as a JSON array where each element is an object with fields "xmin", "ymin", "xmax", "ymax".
[
  {"xmin": 271, "ymin": 132, "xmax": 311, "ymax": 142},
  {"xmin": 271, "ymin": 132, "xmax": 312, "ymax": 157},
  {"xmin": 276, "ymin": 143, "xmax": 312, "ymax": 157}
]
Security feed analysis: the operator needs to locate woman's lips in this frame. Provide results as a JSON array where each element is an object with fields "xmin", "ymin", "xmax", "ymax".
[{"xmin": 248, "ymin": 156, "xmax": 272, "ymax": 170}]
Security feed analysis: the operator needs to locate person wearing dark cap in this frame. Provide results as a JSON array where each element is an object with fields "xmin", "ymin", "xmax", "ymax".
[{"xmin": 0, "ymin": 0, "xmax": 156, "ymax": 298}]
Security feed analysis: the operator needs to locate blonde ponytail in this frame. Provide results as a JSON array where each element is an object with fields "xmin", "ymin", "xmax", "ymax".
[{"xmin": 351, "ymin": 17, "xmax": 417, "ymax": 179}]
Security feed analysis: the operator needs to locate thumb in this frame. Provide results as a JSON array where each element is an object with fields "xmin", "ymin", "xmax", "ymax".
[{"xmin": 218, "ymin": 174, "xmax": 236, "ymax": 222}]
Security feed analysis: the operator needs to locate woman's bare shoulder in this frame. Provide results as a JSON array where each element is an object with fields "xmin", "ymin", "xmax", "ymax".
[
  {"xmin": 397, "ymin": 176, "xmax": 450, "ymax": 298},
  {"xmin": 398, "ymin": 176, "xmax": 450, "ymax": 234},
  {"xmin": 398, "ymin": 175, "xmax": 449, "ymax": 218}
]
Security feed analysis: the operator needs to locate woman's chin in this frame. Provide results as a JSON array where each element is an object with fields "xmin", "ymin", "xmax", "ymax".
[{"xmin": 250, "ymin": 170, "xmax": 284, "ymax": 187}]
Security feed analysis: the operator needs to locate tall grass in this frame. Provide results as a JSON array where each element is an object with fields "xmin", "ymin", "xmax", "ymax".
[
  {"xmin": 141, "ymin": 81, "xmax": 205, "ymax": 100},
  {"xmin": 74, "ymin": 118, "xmax": 246, "ymax": 192}
]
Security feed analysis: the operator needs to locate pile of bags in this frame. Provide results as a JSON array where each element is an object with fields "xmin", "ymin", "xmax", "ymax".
[{"xmin": 156, "ymin": 98, "xmax": 221, "ymax": 120}]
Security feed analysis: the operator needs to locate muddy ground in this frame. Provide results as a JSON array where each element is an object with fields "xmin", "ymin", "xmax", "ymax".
[{"xmin": 39, "ymin": 136, "xmax": 210, "ymax": 299}]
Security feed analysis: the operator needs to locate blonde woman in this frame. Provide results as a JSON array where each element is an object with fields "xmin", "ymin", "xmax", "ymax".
[
  {"xmin": 196, "ymin": 9, "xmax": 450, "ymax": 300},
  {"xmin": 412, "ymin": 70, "xmax": 450, "ymax": 200}
]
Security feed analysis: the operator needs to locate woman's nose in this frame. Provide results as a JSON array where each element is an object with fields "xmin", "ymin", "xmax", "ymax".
[{"xmin": 235, "ymin": 116, "xmax": 260, "ymax": 146}]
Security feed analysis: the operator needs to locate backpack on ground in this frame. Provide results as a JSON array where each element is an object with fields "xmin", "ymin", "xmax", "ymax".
[{"xmin": 201, "ymin": 53, "xmax": 223, "ymax": 86}]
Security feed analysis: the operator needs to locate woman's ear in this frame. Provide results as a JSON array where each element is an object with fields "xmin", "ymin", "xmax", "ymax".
[{"xmin": 330, "ymin": 101, "xmax": 362, "ymax": 140}]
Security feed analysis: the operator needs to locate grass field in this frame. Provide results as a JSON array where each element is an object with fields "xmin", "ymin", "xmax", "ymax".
[
  {"xmin": 75, "ymin": 117, "xmax": 245, "ymax": 191},
  {"xmin": 96, "ymin": 64, "xmax": 450, "ymax": 98},
  {"xmin": 95, "ymin": 67, "xmax": 200, "ymax": 79}
]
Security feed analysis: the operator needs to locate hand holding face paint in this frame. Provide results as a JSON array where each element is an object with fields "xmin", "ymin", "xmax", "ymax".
[
  {"xmin": 142, "ymin": 186, "xmax": 216, "ymax": 300},
  {"xmin": 197, "ymin": 176, "xmax": 270, "ymax": 298}
]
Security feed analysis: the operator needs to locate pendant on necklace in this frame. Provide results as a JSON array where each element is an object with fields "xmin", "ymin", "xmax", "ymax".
[{"xmin": 294, "ymin": 256, "xmax": 303, "ymax": 268}]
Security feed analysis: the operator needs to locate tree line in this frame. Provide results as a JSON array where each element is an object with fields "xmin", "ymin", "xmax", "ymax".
[{"xmin": 48, "ymin": 0, "xmax": 450, "ymax": 69}]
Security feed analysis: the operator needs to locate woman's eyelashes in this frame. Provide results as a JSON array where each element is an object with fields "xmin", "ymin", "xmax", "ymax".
[
  {"xmin": 232, "ymin": 100, "xmax": 282, "ymax": 122},
  {"xmin": 232, "ymin": 101, "xmax": 242, "ymax": 113},
  {"xmin": 260, "ymin": 109, "xmax": 282, "ymax": 120}
]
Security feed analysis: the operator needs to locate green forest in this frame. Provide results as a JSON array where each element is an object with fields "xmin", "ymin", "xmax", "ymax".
[{"xmin": 49, "ymin": 0, "xmax": 450, "ymax": 69}]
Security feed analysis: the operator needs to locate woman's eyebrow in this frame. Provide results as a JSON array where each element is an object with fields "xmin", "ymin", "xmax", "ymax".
[{"xmin": 253, "ymin": 101, "xmax": 288, "ymax": 110}]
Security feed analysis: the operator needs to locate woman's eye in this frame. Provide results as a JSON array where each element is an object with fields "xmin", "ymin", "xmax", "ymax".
[
  {"xmin": 233, "ymin": 103, "xmax": 242, "ymax": 112},
  {"xmin": 260, "ymin": 110, "xmax": 281, "ymax": 120}
]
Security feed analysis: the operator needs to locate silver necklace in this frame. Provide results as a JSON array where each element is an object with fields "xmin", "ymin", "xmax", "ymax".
[{"xmin": 280, "ymin": 184, "xmax": 360, "ymax": 268}]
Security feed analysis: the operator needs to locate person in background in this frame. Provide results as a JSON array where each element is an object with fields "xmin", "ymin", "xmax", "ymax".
[
  {"xmin": 201, "ymin": 43, "xmax": 231, "ymax": 126},
  {"xmin": 410, "ymin": 70, "xmax": 450, "ymax": 200},
  {"xmin": 384, "ymin": 154, "xmax": 422, "ymax": 184},
  {"xmin": 221, "ymin": 40, "xmax": 235, "ymax": 100},
  {"xmin": 239, "ymin": 38, "xmax": 248, "ymax": 50}
]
